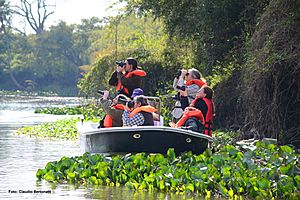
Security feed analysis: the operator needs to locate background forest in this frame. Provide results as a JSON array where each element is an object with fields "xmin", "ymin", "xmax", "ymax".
[{"xmin": 0, "ymin": 0, "xmax": 299, "ymax": 147}]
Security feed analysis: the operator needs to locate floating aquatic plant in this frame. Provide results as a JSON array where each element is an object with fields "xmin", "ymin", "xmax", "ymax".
[
  {"xmin": 16, "ymin": 118, "xmax": 79, "ymax": 140},
  {"xmin": 37, "ymin": 142, "xmax": 300, "ymax": 199}
]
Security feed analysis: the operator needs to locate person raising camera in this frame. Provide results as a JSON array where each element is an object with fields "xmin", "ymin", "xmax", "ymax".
[
  {"xmin": 122, "ymin": 95, "xmax": 157, "ymax": 126},
  {"xmin": 98, "ymin": 90, "xmax": 130, "ymax": 128},
  {"xmin": 171, "ymin": 68, "xmax": 206, "ymax": 122},
  {"xmin": 108, "ymin": 57, "xmax": 147, "ymax": 98}
]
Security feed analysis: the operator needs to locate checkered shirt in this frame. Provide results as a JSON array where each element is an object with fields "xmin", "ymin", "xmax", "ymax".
[{"xmin": 122, "ymin": 110, "xmax": 145, "ymax": 126}]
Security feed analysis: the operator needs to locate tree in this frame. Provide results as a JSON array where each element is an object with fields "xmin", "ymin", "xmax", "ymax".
[
  {"xmin": 0, "ymin": 0, "xmax": 11, "ymax": 33},
  {"xmin": 0, "ymin": 1, "xmax": 26, "ymax": 89},
  {"xmin": 14, "ymin": 0, "xmax": 55, "ymax": 35}
]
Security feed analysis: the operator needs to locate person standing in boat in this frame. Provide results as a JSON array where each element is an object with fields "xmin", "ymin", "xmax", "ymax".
[
  {"xmin": 171, "ymin": 68, "xmax": 206, "ymax": 122},
  {"xmin": 109, "ymin": 57, "xmax": 147, "ymax": 98},
  {"xmin": 98, "ymin": 90, "xmax": 129, "ymax": 128},
  {"xmin": 122, "ymin": 95, "xmax": 156, "ymax": 126},
  {"xmin": 175, "ymin": 85, "xmax": 214, "ymax": 136}
]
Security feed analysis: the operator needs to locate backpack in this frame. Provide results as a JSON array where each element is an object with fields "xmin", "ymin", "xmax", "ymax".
[{"xmin": 182, "ymin": 117, "xmax": 205, "ymax": 133}]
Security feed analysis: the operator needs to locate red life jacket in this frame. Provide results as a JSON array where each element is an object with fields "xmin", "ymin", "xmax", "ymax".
[
  {"xmin": 175, "ymin": 108, "xmax": 205, "ymax": 128},
  {"xmin": 116, "ymin": 70, "xmax": 147, "ymax": 94},
  {"xmin": 185, "ymin": 79, "xmax": 206, "ymax": 88},
  {"xmin": 103, "ymin": 104, "xmax": 125, "ymax": 128}
]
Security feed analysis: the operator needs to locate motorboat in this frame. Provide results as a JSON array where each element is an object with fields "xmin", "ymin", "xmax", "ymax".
[{"xmin": 76, "ymin": 96, "xmax": 213, "ymax": 155}]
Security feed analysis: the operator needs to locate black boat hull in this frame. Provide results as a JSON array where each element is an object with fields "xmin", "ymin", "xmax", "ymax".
[{"xmin": 77, "ymin": 123, "xmax": 213, "ymax": 155}]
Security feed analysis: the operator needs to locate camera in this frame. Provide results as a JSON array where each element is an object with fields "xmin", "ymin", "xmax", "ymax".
[
  {"xmin": 118, "ymin": 98, "xmax": 134, "ymax": 109},
  {"xmin": 175, "ymin": 69, "xmax": 182, "ymax": 79},
  {"xmin": 172, "ymin": 93, "xmax": 180, "ymax": 101},
  {"xmin": 97, "ymin": 90, "xmax": 105, "ymax": 95},
  {"xmin": 116, "ymin": 61, "xmax": 126, "ymax": 67},
  {"xmin": 176, "ymin": 85, "xmax": 186, "ymax": 91}
]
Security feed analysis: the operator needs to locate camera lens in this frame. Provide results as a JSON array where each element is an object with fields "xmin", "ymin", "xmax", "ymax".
[
  {"xmin": 176, "ymin": 70, "xmax": 182, "ymax": 78},
  {"xmin": 97, "ymin": 90, "xmax": 104, "ymax": 95}
]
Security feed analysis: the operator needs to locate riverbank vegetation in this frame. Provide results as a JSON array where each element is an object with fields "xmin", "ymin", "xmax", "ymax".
[{"xmin": 36, "ymin": 142, "xmax": 300, "ymax": 199}]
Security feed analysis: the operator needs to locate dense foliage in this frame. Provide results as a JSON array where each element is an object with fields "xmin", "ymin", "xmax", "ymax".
[
  {"xmin": 240, "ymin": 0, "xmax": 300, "ymax": 147},
  {"xmin": 37, "ymin": 142, "xmax": 300, "ymax": 199},
  {"xmin": 0, "ymin": 16, "xmax": 103, "ymax": 96}
]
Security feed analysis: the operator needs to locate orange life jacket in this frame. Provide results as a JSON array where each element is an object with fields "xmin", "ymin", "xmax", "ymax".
[
  {"xmin": 129, "ymin": 105, "xmax": 157, "ymax": 118},
  {"xmin": 116, "ymin": 70, "xmax": 147, "ymax": 94},
  {"xmin": 185, "ymin": 79, "xmax": 206, "ymax": 88},
  {"xmin": 103, "ymin": 104, "xmax": 125, "ymax": 128},
  {"xmin": 190, "ymin": 97, "xmax": 213, "ymax": 136},
  {"xmin": 175, "ymin": 108, "xmax": 205, "ymax": 128}
]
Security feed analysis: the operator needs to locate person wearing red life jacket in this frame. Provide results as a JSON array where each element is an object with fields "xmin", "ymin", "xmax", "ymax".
[
  {"xmin": 171, "ymin": 68, "xmax": 206, "ymax": 122},
  {"xmin": 175, "ymin": 86, "xmax": 214, "ymax": 136},
  {"xmin": 109, "ymin": 57, "xmax": 146, "ymax": 98},
  {"xmin": 122, "ymin": 95, "xmax": 156, "ymax": 126},
  {"xmin": 98, "ymin": 90, "xmax": 129, "ymax": 128}
]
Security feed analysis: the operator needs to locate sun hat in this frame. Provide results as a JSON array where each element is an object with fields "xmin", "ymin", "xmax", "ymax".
[{"xmin": 131, "ymin": 88, "xmax": 144, "ymax": 98}]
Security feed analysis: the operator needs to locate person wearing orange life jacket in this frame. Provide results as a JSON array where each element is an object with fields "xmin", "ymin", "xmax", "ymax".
[
  {"xmin": 98, "ymin": 90, "xmax": 129, "ymax": 128},
  {"xmin": 122, "ymin": 95, "xmax": 156, "ymax": 126},
  {"xmin": 171, "ymin": 68, "xmax": 206, "ymax": 122},
  {"xmin": 109, "ymin": 57, "xmax": 146, "ymax": 98},
  {"xmin": 176, "ymin": 86, "xmax": 214, "ymax": 136}
]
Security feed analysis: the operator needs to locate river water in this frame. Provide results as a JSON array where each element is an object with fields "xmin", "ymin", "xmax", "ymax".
[{"xmin": 0, "ymin": 95, "xmax": 202, "ymax": 200}]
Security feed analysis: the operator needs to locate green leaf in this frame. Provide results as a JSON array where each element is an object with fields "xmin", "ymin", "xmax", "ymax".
[
  {"xmin": 280, "ymin": 164, "xmax": 292, "ymax": 175},
  {"xmin": 167, "ymin": 148, "xmax": 176, "ymax": 162},
  {"xmin": 36, "ymin": 169, "xmax": 46, "ymax": 179},
  {"xmin": 44, "ymin": 170, "xmax": 56, "ymax": 182},
  {"xmin": 258, "ymin": 178, "xmax": 270, "ymax": 190},
  {"xmin": 279, "ymin": 146, "xmax": 293, "ymax": 154},
  {"xmin": 228, "ymin": 188, "xmax": 234, "ymax": 198},
  {"xmin": 186, "ymin": 183, "xmax": 194, "ymax": 192},
  {"xmin": 89, "ymin": 176, "xmax": 98, "ymax": 185}
]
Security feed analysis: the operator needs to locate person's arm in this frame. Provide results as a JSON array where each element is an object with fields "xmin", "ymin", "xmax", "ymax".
[
  {"xmin": 108, "ymin": 71, "xmax": 118, "ymax": 86},
  {"xmin": 122, "ymin": 110, "xmax": 144, "ymax": 126},
  {"xmin": 99, "ymin": 91, "xmax": 122, "ymax": 119},
  {"xmin": 172, "ymin": 77, "xmax": 178, "ymax": 90},
  {"xmin": 99, "ymin": 98, "xmax": 122, "ymax": 120}
]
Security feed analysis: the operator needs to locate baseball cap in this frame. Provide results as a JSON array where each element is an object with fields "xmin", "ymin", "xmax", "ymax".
[{"xmin": 131, "ymin": 88, "xmax": 144, "ymax": 98}]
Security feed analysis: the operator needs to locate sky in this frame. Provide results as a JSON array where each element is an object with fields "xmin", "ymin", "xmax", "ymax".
[{"xmin": 10, "ymin": 0, "xmax": 125, "ymax": 31}]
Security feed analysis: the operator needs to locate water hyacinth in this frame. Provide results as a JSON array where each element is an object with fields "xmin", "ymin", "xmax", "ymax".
[
  {"xmin": 16, "ymin": 118, "xmax": 79, "ymax": 140},
  {"xmin": 35, "ymin": 106, "xmax": 83, "ymax": 115},
  {"xmin": 37, "ymin": 142, "xmax": 300, "ymax": 199}
]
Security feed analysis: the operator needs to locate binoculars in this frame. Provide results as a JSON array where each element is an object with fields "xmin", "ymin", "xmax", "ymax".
[{"xmin": 116, "ymin": 61, "xmax": 126, "ymax": 67}]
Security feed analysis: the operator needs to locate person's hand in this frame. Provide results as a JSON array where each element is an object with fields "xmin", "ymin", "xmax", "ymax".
[
  {"xmin": 125, "ymin": 102, "xmax": 132, "ymax": 111},
  {"xmin": 102, "ymin": 90, "xmax": 109, "ymax": 100},
  {"xmin": 116, "ymin": 65, "xmax": 123, "ymax": 72},
  {"xmin": 184, "ymin": 106, "xmax": 196, "ymax": 114},
  {"xmin": 180, "ymin": 69, "xmax": 187, "ymax": 78}
]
